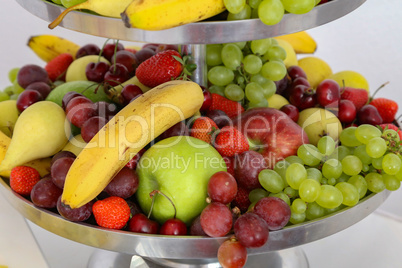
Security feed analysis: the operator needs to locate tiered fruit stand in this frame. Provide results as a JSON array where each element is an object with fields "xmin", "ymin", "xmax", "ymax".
[{"xmin": 0, "ymin": 0, "xmax": 390, "ymax": 267}]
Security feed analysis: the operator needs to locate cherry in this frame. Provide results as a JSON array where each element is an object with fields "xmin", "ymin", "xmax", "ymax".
[
  {"xmin": 357, "ymin": 104, "xmax": 383, "ymax": 125},
  {"xmin": 65, "ymin": 96, "xmax": 97, "ymax": 128},
  {"xmin": 280, "ymin": 104, "xmax": 299, "ymax": 122},
  {"xmin": 288, "ymin": 85, "xmax": 317, "ymax": 110},
  {"xmin": 17, "ymin": 64, "xmax": 49, "ymax": 89},
  {"xmin": 283, "ymin": 77, "xmax": 310, "ymax": 99},
  {"xmin": 120, "ymin": 84, "xmax": 143, "ymax": 105},
  {"xmin": 25, "ymin": 81, "xmax": 52, "ymax": 99},
  {"xmin": 104, "ymin": 63, "xmax": 130, "ymax": 87},
  {"xmin": 16, "ymin": 89, "xmax": 43, "ymax": 112},
  {"xmin": 200, "ymin": 89, "xmax": 212, "ymax": 113},
  {"xmin": 76, "ymin": 44, "xmax": 101, "ymax": 59},
  {"xmin": 95, "ymin": 101, "xmax": 118, "ymax": 121},
  {"xmin": 287, "ymin": 65, "xmax": 307, "ymax": 80},
  {"xmin": 62, "ymin": 91, "xmax": 84, "ymax": 110},
  {"xmin": 125, "ymin": 148, "xmax": 147, "ymax": 170},
  {"xmin": 134, "ymin": 48, "xmax": 156, "ymax": 63},
  {"xmin": 102, "ymin": 42, "xmax": 125, "ymax": 62},
  {"xmin": 274, "ymin": 75, "xmax": 291, "ymax": 95},
  {"xmin": 85, "ymin": 61, "xmax": 110, "ymax": 83},
  {"xmin": 155, "ymin": 44, "xmax": 179, "ymax": 53},
  {"xmin": 159, "ymin": 218, "xmax": 188, "ymax": 236},
  {"xmin": 316, "ymin": 79, "xmax": 341, "ymax": 108},
  {"xmin": 128, "ymin": 213, "xmax": 159, "ymax": 234},
  {"xmin": 206, "ymin": 109, "xmax": 232, "ymax": 128},
  {"xmin": 159, "ymin": 121, "xmax": 189, "ymax": 140},
  {"xmin": 338, "ymin": 99, "xmax": 357, "ymax": 124},
  {"xmin": 111, "ymin": 50, "xmax": 139, "ymax": 76},
  {"xmin": 141, "ymin": 43, "xmax": 159, "ymax": 51}
]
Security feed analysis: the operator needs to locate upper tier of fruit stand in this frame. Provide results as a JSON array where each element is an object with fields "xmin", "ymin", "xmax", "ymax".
[{"xmin": 17, "ymin": 0, "xmax": 365, "ymax": 44}]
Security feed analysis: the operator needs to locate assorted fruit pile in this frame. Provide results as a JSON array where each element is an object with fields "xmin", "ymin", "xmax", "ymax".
[
  {"xmin": 0, "ymin": 32, "xmax": 401, "ymax": 268},
  {"xmin": 46, "ymin": 0, "xmax": 330, "ymax": 30}
]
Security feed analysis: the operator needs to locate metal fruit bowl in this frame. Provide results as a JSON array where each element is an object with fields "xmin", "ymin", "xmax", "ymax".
[
  {"xmin": 0, "ymin": 176, "xmax": 390, "ymax": 261},
  {"xmin": 16, "ymin": 0, "xmax": 366, "ymax": 44}
]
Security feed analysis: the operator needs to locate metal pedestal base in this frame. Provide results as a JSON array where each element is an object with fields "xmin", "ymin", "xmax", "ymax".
[{"xmin": 87, "ymin": 247, "xmax": 309, "ymax": 268}]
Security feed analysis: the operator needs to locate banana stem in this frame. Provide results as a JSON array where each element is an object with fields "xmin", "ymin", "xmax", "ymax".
[{"xmin": 48, "ymin": 2, "xmax": 89, "ymax": 29}]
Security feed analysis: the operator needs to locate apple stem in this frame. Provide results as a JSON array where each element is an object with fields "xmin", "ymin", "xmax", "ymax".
[{"xmin": 150, "ymin": 190, "xmax": 178, "ymax": 219}]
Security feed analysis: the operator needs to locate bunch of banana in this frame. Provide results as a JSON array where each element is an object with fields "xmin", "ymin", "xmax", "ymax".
[
  {"xmin": 61, "ymin": 80, "xmax": 204, "ymax": 209},
  {"xmin": 274, "ymin": 31, "xmax": 317, "ymax": 54},
  {"xmin": 28, "ymin": 35, "xmax": 80, "ymax": 62},
  {"xmin": 121, "ymin": 0, "xmax": 226, "ymax": 31}
]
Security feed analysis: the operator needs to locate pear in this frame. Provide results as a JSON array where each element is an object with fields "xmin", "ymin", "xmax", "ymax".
[
  {"xmin": 0, "ymin": 100, "xmax": 19, "ymax": 137},
  {"xmin": 0, "ymin": 101, "xmax": 71, "ymax": 173},
  {"xmin": 297, "ymin": 107, "xmax": 342, "ymax": 146}
]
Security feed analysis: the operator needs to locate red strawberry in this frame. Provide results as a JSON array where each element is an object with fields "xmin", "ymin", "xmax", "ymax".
[
  {"xmin": 214, "ymin": 126, "xmax": 249, "ymax": 157},
  {"xmin": 370, "ymin": 98, "xmax": 398, "ymax": 124},
  {"xmin": 135, "ymin": 50, "xmax": 183, "ymax": 88},
  {"xmin": 190, "ymin": 116, "xmax": 218, "ymax": 144},
  {"xmin": 231, "ymin": 187, "xmax": 251, "ymax": 213},
  {"xmin": 9, "ymin": 166, "xmax": 41, "ymax": 196},
  {"xmin": 340, "ymin": 87, "xmax": 369, "ymax": 111},
  {"xmin": 208, "ymin": 94, "xmax": 244, "ymax": 119},
  {"xmin": 45, "ymin": 53, "xmax": 74, "ymax": 82},
  {"xmin": 379, "ymin": 123, "xmax": 402, "ymax": 140},
  {"xmin": 92, "ymin": 196, "xmax": 131, "ymax": 229}
]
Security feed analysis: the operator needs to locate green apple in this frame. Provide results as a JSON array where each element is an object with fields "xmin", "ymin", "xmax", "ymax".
[
  {"xmin": 136, "ymin": 136, "xmax": 227, "ymax": 225},
  {"xmin": 65, "ymin": 55, "xmax": 110, "ymax": 82},
  {"xmin": 0, "ymin": 100, "xmax": 19, "ymax": 137}
]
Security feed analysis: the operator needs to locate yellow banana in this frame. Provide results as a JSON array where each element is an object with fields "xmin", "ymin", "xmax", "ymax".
[
  {"xmin": 28, "ymin": 35, "xmax": 80, "ymax": 62},
  {"xmin": 121, "ymin": 0, "xmax": 226, "ymax": 31},
  {"xmin": 49, "ymin": 0, "xmax": 133, "ymax": 29},
  {"xmin": 274, "ymin": 31, "xmax": 317, "ymax": 54},
  {"xmin": 61, "ymin": 80, "xmax": 204, "ymax": 208}
]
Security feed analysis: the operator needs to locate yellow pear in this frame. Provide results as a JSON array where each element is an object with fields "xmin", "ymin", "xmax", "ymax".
[
  {"xmin": 0, "ymin": 100, "xmax": 19, "ymax": 137},
  {"xmin": 0, "ymin": 101, "xmax": 71, "ymax": 173},
  {"xmin": 62, "ymin": 134, "xmax": 86, "ymax": 156},
  {"xmin": 267, "ymin": 94, "xmax": 290, "ymax": 109},
  {"xmin": 297, "ymin": 108, "xmax": 342, "ymax": 146},
  {"xmin": 327, "ymin": 70, "xmax": 369, "ymax": 92},
  {"xmin": 65, "ymin": 55, "xmax": 109, "ymax": 82},
  {"xmin": 274, "ymin": 39, "xmax": 298, "ymax": 68},
  {"xmin": 298, "ymin": 56, "xmax": 333, "ymax": 88}
]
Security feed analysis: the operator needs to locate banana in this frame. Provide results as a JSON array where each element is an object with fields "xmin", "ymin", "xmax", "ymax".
[
  {"xmin": 61, "ymin": 80, "xmax": 204, "ymax": 208},
  {"xmin": 274, "ymin": 31, "xmax": 317, "ymax": 54},
  {"xmin": 49, "ymin": 0, "xmax": 133, "ymax": 29},
  {"xmin": 121, "ymin": 0, "xmax": 226, "ymax": 31},
  {"xmin": 28, "ymin": 35, "xmax": 80, "ymax": 62}
]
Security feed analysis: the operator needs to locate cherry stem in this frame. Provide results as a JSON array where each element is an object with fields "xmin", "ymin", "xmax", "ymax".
[
  {"xmin": 99, "ymin": 38, "xmax": 111, "ymax": 62},
  {"xmin": 370, "ymin": 81, "xmax": 390, "ymax": 99},
  {"xmin": 149, "ymin": 190, "xmax": 177, "ymax": 219}
]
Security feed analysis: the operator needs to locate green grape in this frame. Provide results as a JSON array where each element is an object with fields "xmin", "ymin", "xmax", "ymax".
[
  {"xmin": 337, "ymin": 173, "xmax": 350, "ymax": 183},
  {"xmin": 297, "ymin": 144, "xmax": 322, "ymax": 166},
  {"xmin": 366, "ymin": 137, "xmax": 387, "ymax": 158},
  {"xmin": 324, "ymin": 206, "xmax": 344, "ymax": 216},
  {"xmin": 286, "ymin": 162, "xmax": 307, "ymax": 189},
  {"xmin": 263, "ymin": 45, "xmax": 287, "ymax": 61},
  {"xmin": 242, "ymin": 54, "xmax": 263, "ymax": 74},
  {"xmin": 347, "ymin": 175, "xmax": 367, "ymax": 199},
  {"xmin": 9, "ymin": 94, "xmax": 19, "ymax": 100},
  {"xmin": 250, "ymin": 38, "xmax": 272, "ymax": 55},
  {"xmin": 289, "ymin": 209, "xmax": 306, "ymax": 224},
  {"xmin": 355, "ymin": 124, "xmax": 382, "ymax": 144},
  {"xmin": 362, "ymin": 164, "xmax": 370, "ymax": 172},
  {"xmin": 206, "ymin": 44, "xmax": 223, "ymax": 66},
  {"xmin": 282, "ymin": 0, "xmax": 315, "ymax": 14},
  {"xmin": 327, "ymin": 177, "xmax": 336, "ymax": 185},
  {"xmin": 0, "ymin": 92, "xmax": 10, "ymax": 102},
  {"xmin": 245, "ymin": 82, "xmax": 264, "ymax": 103},
  {"xmin": 221, "ymin": 44, "xmax": 243, "ymax": 70},
  {"xmin": 247, "ymin": 98, "xmax": 268, "ymax": 109},
  {"xmin": 317, "ymin": 136, "xmax": 335, "ymax": 156},
  {"xmin": 353, "ymin": 145, "xmax": 372, "ymax": 165},
  {"xmin": 395, "ymin": 165, "xmax": 402, "ymax": 181},
  {"xmin": 305, "ymin": 202, "xmax": 325, "ymax": 220},
  {"xmin": 249, "ymin": 188, "xmax": 269, "ymax": 203},
  {"xmin": 250, "ymin": 74, "xmax": 276, "ymax": 98},
  {"xmin": 328, "ymin": 145, "xmax": 351, "ymax": 161},
  {"xmin": 224, "ymin": 0, "xmax": 246, "ymax": 14},
  {"xmin": 382, "ymin": 153, "xmax": 402, "ymax": 175},
  {"xmin": 315, "ymin": 185, "xmax": 343, "ymax": 209},
  {"xmin": 291, "ymin": 198, "xmax": 307, "ymax": 214},
  {"xmin": 274, "ymin": 160, "xmax": 290, "ymax": 185},
  {"xmin": 270, "ymin": 39, "xmax": 279, "ymax": 45},
  {"xmin": 365, "ymin": 172, "xmax": 385, "ymax": 193},
  {"xmin": 258, "ymin": 0, "xmax": 285, "ymax": 26},
  {"xmin": 285, "ymin": 155, "xmax": 304, "ymax": 165},
  {"xmin": 224, "ymin": 84, "xmax": 244, "ymax": 102},
  {"xmin": 341, "ymin": 155, "xmax": 362, "ymax": 176},
  {"xmin": 269, "ymin": 191, "xmax": 290, "ymax": 206},
  {"xmin": 383, "ymin": 174, "xmax": 401, "ymax": 191},
  {"xmin": 259, "ymin": 169, "xmax": 285, "ymax": 193},
  {"xmin": 232, "ymin": 41, "xmax": 247, "ymax": 49},
  {"xmin": 339, "ymin": 127, "xmax": 363, "ymax": 147},
  {"xmin": 227, "ymin": 4, "xmax": 251, "ymax": 20},
  {"xmin": 12, "ymin": 80, "xmax": 24, "ymax": 94},
  {"xmin": 249, "ymin": 0, "xmax": 262, "ymax": 8},
  {"xmin": 251, "ymin": 6, "xmax": 259, "ymax": 18},
  {"xmin": 3, "ymin": 86, "xmax": 14, "ymax": 96},
  {"xmin": 208, "ymin": 85, "xmax": 225, "ymax": 96},
  {"xmin": 261, "ymin": 60, "xmax": 287, "ymax": 81},
  {"xmin": 371, "ymin": 156, "xmax": 383, "ymax": 170},
  {"xmin": 335, "ymin": 182, "xmax": 359, "ymax": 207},
  {"xmin": 322, "ymin": 158, "xmax": 342, "ymax": 180},
  {"xmin": 61, "ymin": 0, "xmax": 86, "ymax": 8},
  {"xmin": 8, "ymin": 67, "xmax": 19, "ymax": 83},
  {"xmin": 382, "ymin": 129, "xmax": 400, "ymax": 145},
  {"xmin": 283, "ymin": 186, "xmax": 298, "ymax": 198},
  {"xmin": 306, "ymin": 167, "xmax": 322, "ymax": 183},
  {"xmin": 207, "ymin": 66, "xmax": 234, "ymax": 86}
]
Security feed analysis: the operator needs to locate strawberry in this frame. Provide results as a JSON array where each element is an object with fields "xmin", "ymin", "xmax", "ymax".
[
  {"xmin": 379, "ymin": 123, "xmax": 402, "ymax": 140},
  {"xmin": 214, "ymin": 126, "xmax": 249, "ymax": 157},
  {"xmin": 370, "ymin": 98, "xmax": 398, "ymax": 123},
  {"xmin": 208, "ymin": 93, "xmax": 245, "ymax": 119},
  {"xmin": 340, "ymin": 87, "xmax": 369, "ymax": 111},
  {"xmin": 135, "ymin": 50, "xmax": 183, "ymax": 88},
  {"xmin": 190, "ymin": 116, "xmax": 218, "ymax": 144},
  {"xmin": 231, "ymin": 187, "xmax": 251, "ymax": 213},
  {"xmin": 9, "ymin": 166, "xmax": 41, "ymax": 196},
  {"xmin": 92, "ymin": 196, "xmax": 131, "ymax": 229},
  {"xmin": 45, "ymin": 53, "xmax": 74, "ymax": 82}
]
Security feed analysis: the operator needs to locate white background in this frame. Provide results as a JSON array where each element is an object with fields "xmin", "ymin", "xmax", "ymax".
[{"xmin": 1, "ymin": 0, "xmax": 402, "ymax": 267}]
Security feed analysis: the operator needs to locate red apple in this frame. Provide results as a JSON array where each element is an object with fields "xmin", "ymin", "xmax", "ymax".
[{"xmin": 232, "ymin": 107, "xmax": 309, "ymax": 169}]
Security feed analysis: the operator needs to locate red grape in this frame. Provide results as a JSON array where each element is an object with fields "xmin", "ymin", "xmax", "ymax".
[
  {"xmin": 16, "ymin": 89, "xmax": 44, "ymax": 112},
  {"xmin": 217, "ymin": 238, "xmax": 248, "ymax": 268},
  {"xmin": 200, "ymin": 202, "xmax": 233, "ymax": 237},
  {"xmin": 207, "ymin": 171, "xmax": 238, "ymax": 204},
  {"xmin": 234, "ymin": 150, "xmax": 267, "ymax": 190},
  {"xmin": 50, "ymin": 156, "xmax": 75, "ymax": 189},
  {"xmin": 31, "ymin": 176, "xmax": 63, "ymax": 208},
  {"xmin": 128, "ymin": 213, "xmax": 159, "ymax": 234},
  {"xmin": 76, "ymin": 44, "xmax": 101, "ymax": 59},
  {"xmin": 51, "ymin": 150, "xmax": 76, "ymax": 165},
  {"xmin": 25, "ymin": 81, "xmax": 52, "ymax": 99},
  {"xmin": 134, "ymin": 48, "xmax": 156, "ymax": 63},
  {"xmin": 206, "ymin": 109, "xmax": 232, "ymax": 128},
  {"xmin": 125, "ymin": 148, "xmax": 147, "ymax": 170},
  {"xmin": 253, "ymin": 196, "xmax": 291, "ymax": 231},
  {"xmin": 159, "ymin": 121, "xmax": 189, "ymax": 140},
  {"xmin": 155, "ymin": 44, "xmax": 179, "ymax": 53},
  {"xmin": 104, "ymin": 167, "xmax": 139, "ymax": 199},
  {"xmin": 61, "ymin": 91, "xmax": 84, "ymax": 110},
  {"xmin": 17, "ymin": 64, "xmax": 49, "ymax": 89},
  {"xmin": 120, "ymin": 84, "xmax": 143, "ymax": 105},
  {"xmin": 81, "ymin": 116, "xmax": 108, "ymax": 143},
  {"xmin": 190, "ymin": 215, "xmax": 207, "ymax": 236},
  {"xmin": 57, "ymin": 196, "xmax": 93, "ymax": 222},
  {"xmin": 65, "ymin": 96, "xmax": 97, "ymax": 128},
  {"xmin": 95, "ymin": 101, "xmax": 118, "ymax": 121},
  {"xmin": 159, "ymin": 218, "xmax": 188, "ymax": 236},
  {"xmin": 234, "ymin": 212, "xmax": 269, "ymax": 248}
]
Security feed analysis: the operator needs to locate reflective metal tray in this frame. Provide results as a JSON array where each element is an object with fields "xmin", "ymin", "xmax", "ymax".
[
  {"xmin": 15, "ymin": 0, "xmax": 366, "ymax": 44},
  {"xmin": 0, "ymin": 177, "xmax": 390, "ymax": 260}
]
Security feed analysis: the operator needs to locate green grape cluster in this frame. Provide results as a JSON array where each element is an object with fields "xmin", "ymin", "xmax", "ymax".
[
  {"xmin": 206, "ymin": 38, "xmax": 287, "ymax": 109},
  {"xmin": 0, "ymin": 67, "xmax": 23, "ymax": 102},
  {"xmin": 251, "ymin": 124, "xmax": 402, "ymax": 225},
  {"xmin": 223, "ymin": 0, "xmax": 322, "ymax": 26}
]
